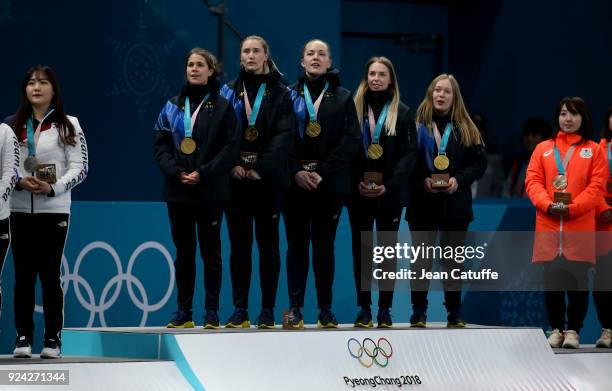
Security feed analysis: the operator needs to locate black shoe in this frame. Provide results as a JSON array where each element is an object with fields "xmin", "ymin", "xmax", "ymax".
[
  {"xmin": 377, "ymin": 308, "xmax": 393, "ymax": 328},
  {"xmin": 13, "ymin": 335, "xmax": 32, "ymax": 358},
  {"xmin": 284, "ymin": 307, "xmax": 304, "ymax": 329},
  {"xmin": 317, "ymin": 308, "xmax": 338, "ymax": 328},
  {"xmin": 447, "ymin": 312, "xmax": 466, "ymax": 328},
  {"xmin": 256, "ymin": 308, "xmax": 275, "ymax": 329},
  {"xmin": 40, "ymin": 338, "xmax": 62, "ymax": 359},
  {"xmin": 203, "ymin": 310, "xmax": 220, "ymax": 329},
  {"xmin": 353, "ymin": 307, "xmax": 373, "ymax": 328},
  {"xmin": 166, "ymin": 310, "xmax": 195, "ymax": 328},
  {"xmin": 410, "ymin": 310, "xmax": 427, "ymax": 328},
  {"xmin": 225, "ymin": 308, "xmax": 250, "ymax": 328}
]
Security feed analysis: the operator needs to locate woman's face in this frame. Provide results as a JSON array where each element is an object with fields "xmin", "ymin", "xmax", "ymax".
[
  {"xmin": 241, "ymin": 39, "xmax": 267, "ymax": 74},
  {"xmin": 432, "ymin": 78, "xmax": 453, "ymax": 115},
  {"xmin": 186, "ymin": 54, "xmax": 213, "ymax": 85},
  {"xmin": 608, "ymin": 113, "xmax": 612, "ymax": 132},
  {"xmin": 558, "ymin": 104, "xmax": 582, "ymax": 133},
  {"xmin": 301, "ymin": 41, "xmax": 331, "ymax": 77},
  {"xmin": 367, "ymin": 62, "xmax": 391, "ymax": 91},
  {"xmin": 26, "ymin": 71, "xmax": 54, "ymax": 108}
]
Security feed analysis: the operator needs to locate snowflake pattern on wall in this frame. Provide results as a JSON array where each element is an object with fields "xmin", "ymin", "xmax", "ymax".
[{"xmin": 109, "ymin": 14, "xmax": 176, "ymax": 125}]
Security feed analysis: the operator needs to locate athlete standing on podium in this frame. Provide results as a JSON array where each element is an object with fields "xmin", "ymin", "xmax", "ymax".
[
  {"xmin": 220, "ymin": 36, "xmax": 294, "ymax": 329},
  {"xmin": 284, "ymin": 39, "xmax": 360, "ymax": 329},
  {"xmin": 406, "ymin": 74, "xmax": 486, "ymax": 329},
  {"xmin": 155, "ymin": 48, "xmax": 239, "ymax": 329},
  {"xmin": 525, "ymin": 97, "xmax": 607, "ymax": 349},
  {"xmin": 9, "ymin": 65, "xmax": 88, "ymax": 358},
  {"xmin": 348, "ymin": 57, "xmax": 417, "ymax": 328},
  {"xmin": 593, "ymin": 107, "xmax": 612, "ymax": 348}
]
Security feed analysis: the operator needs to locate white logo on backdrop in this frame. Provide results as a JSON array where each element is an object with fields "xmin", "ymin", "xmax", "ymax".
[{"xmin": 35, "ymin": 241, "xmax": 175, "ymax": 327}]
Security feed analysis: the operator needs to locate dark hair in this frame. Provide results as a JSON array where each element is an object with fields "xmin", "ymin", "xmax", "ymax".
[
  {"xmin": 522, "ymin": 117, "xmax": 552, "ymax": 139},
  {"xmin": 185, "ymin": 47, "xmax": 218, "ymax": 74},
  {"xmin": 9, "ymin": 65, "xmax": 76, "ymax": 146},
  {"xmin": 552, "ymin": 97, "xmax": 592, "ymax": 141},
  {"xmin": 185, "ymin": 47, "xmax": 221, "ymax": 90},
  {"xmin": 602, "ymin": 106, "xmax": 612, "ymax": 141}
]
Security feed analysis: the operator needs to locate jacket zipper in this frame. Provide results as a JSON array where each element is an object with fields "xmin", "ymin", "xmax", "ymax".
[{"xmin": 558, "ymin": 216, "xmax": 563, "ymax": 257}]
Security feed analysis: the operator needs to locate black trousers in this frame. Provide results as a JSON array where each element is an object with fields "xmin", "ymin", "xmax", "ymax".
[
  {"xmin": 593, "ymin": 251, "xmax": 612, "ymax": 329},
  {"xmin": 225, "ymin": 181, "xmax": 282, "ymax": 309},
  {"xmin": 167, "ymin": 202, "xmax": 223, "ymax": 312},
  {"xmin": 407, "ymin": 217, "xmax": 469, "ymax": 314},
  {"xmin": 347, "ymin": 197, "xmax": 402, "ymax": 309},
  {"xmin": 285, "ymin": 188, "xmax": 342, "ymax": 309},
  {"xmin": 11, "ymin": 212, "xmax": 69, "ymax": 341},
  {"xmin": 543, "ymin": 256, "xmax": 590, "ymax": 332},
  {"xmin": 0, "ymin": 218, "xmax": 10, "ymax": 317}
]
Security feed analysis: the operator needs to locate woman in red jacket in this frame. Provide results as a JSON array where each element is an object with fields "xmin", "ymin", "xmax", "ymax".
[
  {"xmin": 525, "ymin": 97, "xmax": 607, "ymax": 349},
  {"xmin": 593, "ymin": 106, "xmax": 612, "ymax": 348}
]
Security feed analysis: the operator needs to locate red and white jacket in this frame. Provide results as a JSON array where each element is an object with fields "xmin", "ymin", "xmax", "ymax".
[
  {"xmin": 525, "ymin": 132, "xmax": 607, "ymax": 263},
  {"xmin": 596, "ymin": 138, "xmax": 612, "ymax": 256},
  {"xmin": 11, "ymin": 116, "xmax": 88, "ymax": 214}
]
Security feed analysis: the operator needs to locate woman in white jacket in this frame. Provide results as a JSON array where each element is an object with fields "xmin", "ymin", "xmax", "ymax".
[
  {"xmin": 6, "ymin": 65, "xmax": 88, "ymax": 359},
  {"xmin": 0, "ymin": 122, "xmax": 19, "ymax": 319}
]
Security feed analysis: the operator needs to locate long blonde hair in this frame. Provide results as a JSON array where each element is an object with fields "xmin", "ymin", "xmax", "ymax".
[
  {"xmin": 353, "ymin": 57, "xmax": 400, "ymax": 136},
  {"xmin": 415, "ymin": 74, "xmax": 483, "ymax": 146}
]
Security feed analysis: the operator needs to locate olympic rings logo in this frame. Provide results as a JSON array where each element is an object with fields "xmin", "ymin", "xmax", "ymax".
[
  {"xmin": 34, "ymin": 241, "xmax": 175, "ymax": 327},
  {"xmin": 347, "ymin": 337, "xmax": 393, "ymax": 368}
]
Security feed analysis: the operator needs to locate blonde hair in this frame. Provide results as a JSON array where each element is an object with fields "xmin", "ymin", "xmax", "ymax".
[
  {"xmin": 415, "ymin": 74, "xmax": 483, "ymax": 146},
  {"xmin": 353, "ymin": 57, "xmax": 400, "ymax": 136},
  {"xmin": 240, "ymin": 35, "xmax": 282, "ymax": 76}
]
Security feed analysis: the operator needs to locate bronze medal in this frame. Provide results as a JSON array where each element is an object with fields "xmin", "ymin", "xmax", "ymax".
[
  {"xmin": 367, "ymin": 144, "xmax": 384, "ymax": 160},
  {"xmin": 433, "ymin": 154, "xmax": 450, "ymax": 171},
  {"xmin": 244, "ymin": 126, "xmax": 259, "ymax": 142},
  {"xmin": 180, "ymin": 138, "xmax": 196, "ymax": 155},
  {"xmin": 552, "ymin": 174, "xmax": 567, "ymax": 190},
  {"xmin": 305, "ymin": 121, "xmax": 321, "ymax": 138}
]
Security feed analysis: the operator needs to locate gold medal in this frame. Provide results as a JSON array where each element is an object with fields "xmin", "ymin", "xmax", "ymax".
[
  {"xmin": 244, "ymin": 126, "xmax": 259, "ymax": 142},
  {"xmin": 180, "ymin": 138, "xmax": 196, "ymax": 155},
  {"xmin": 552, "ymin": 174, "xmax": 567, "ymax": 190},
  {"xmin": 367, "ymin": 144, "xmax": 383, "ymax": 160},
  {"xmin": 305, "ymin": 121, "xmax": 321, "ymax": 138},
  {"xmin": 433, "ymin": 154, "xmax": 450, "ymax": 171}
]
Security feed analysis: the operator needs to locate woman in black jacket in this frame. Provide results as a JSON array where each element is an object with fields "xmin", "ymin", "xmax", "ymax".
[
  {"xmin": 284, "ymin": 39, "xmax": 361, "ymax": 329},
  {"xmin": 154, "ymin": 47, "xmax": 239, "ymax": 329},
  {"xmin": 406, "ymin": 74, "xmax": 486, "ymax": 328},
  {"xmin": 220, "ymin": 35, "xmax": 294, "ymax": 329},
  {"xmin": 348, "ymin": 57, "xmax": 417, "ymax": 328}
]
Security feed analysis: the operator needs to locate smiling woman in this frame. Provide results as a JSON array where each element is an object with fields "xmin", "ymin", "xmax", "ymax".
[{"xmin": 7, "ymin": 65, "xmax": 89, "ymax": 359}]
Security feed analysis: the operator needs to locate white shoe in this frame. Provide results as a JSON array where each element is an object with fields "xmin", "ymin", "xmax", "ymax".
[
  {"xmin": 13, "ymin": 336, "xmax": 32, "ymax": 358},
  {"xmin": 596, "ymin": 328, "xmax": 612, "ymax": 348},
  {"xmin": 40, "ymin": 339, "xmax": 62, "ymax": 359},
  {"xmin": 547, "ymin": 329, "xmax": 564, "ymax": 348},
  {"xmin": 562, "ymin": 330, "xmax": 579, "ymax": 349}
]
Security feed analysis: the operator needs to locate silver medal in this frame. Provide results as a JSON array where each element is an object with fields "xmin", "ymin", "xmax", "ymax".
[{"xmin": 24, "ymin": 156, "xmax": 39, "ymax": 172}]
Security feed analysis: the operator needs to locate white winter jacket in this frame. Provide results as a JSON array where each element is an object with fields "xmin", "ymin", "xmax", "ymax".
[
  {"xmin": 11, "ymin": 115, "xmax": 88, "ymax": 214},
  {"xmin": 0, "ymin": 123, "xmax": 19, "ymax": 220}
]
